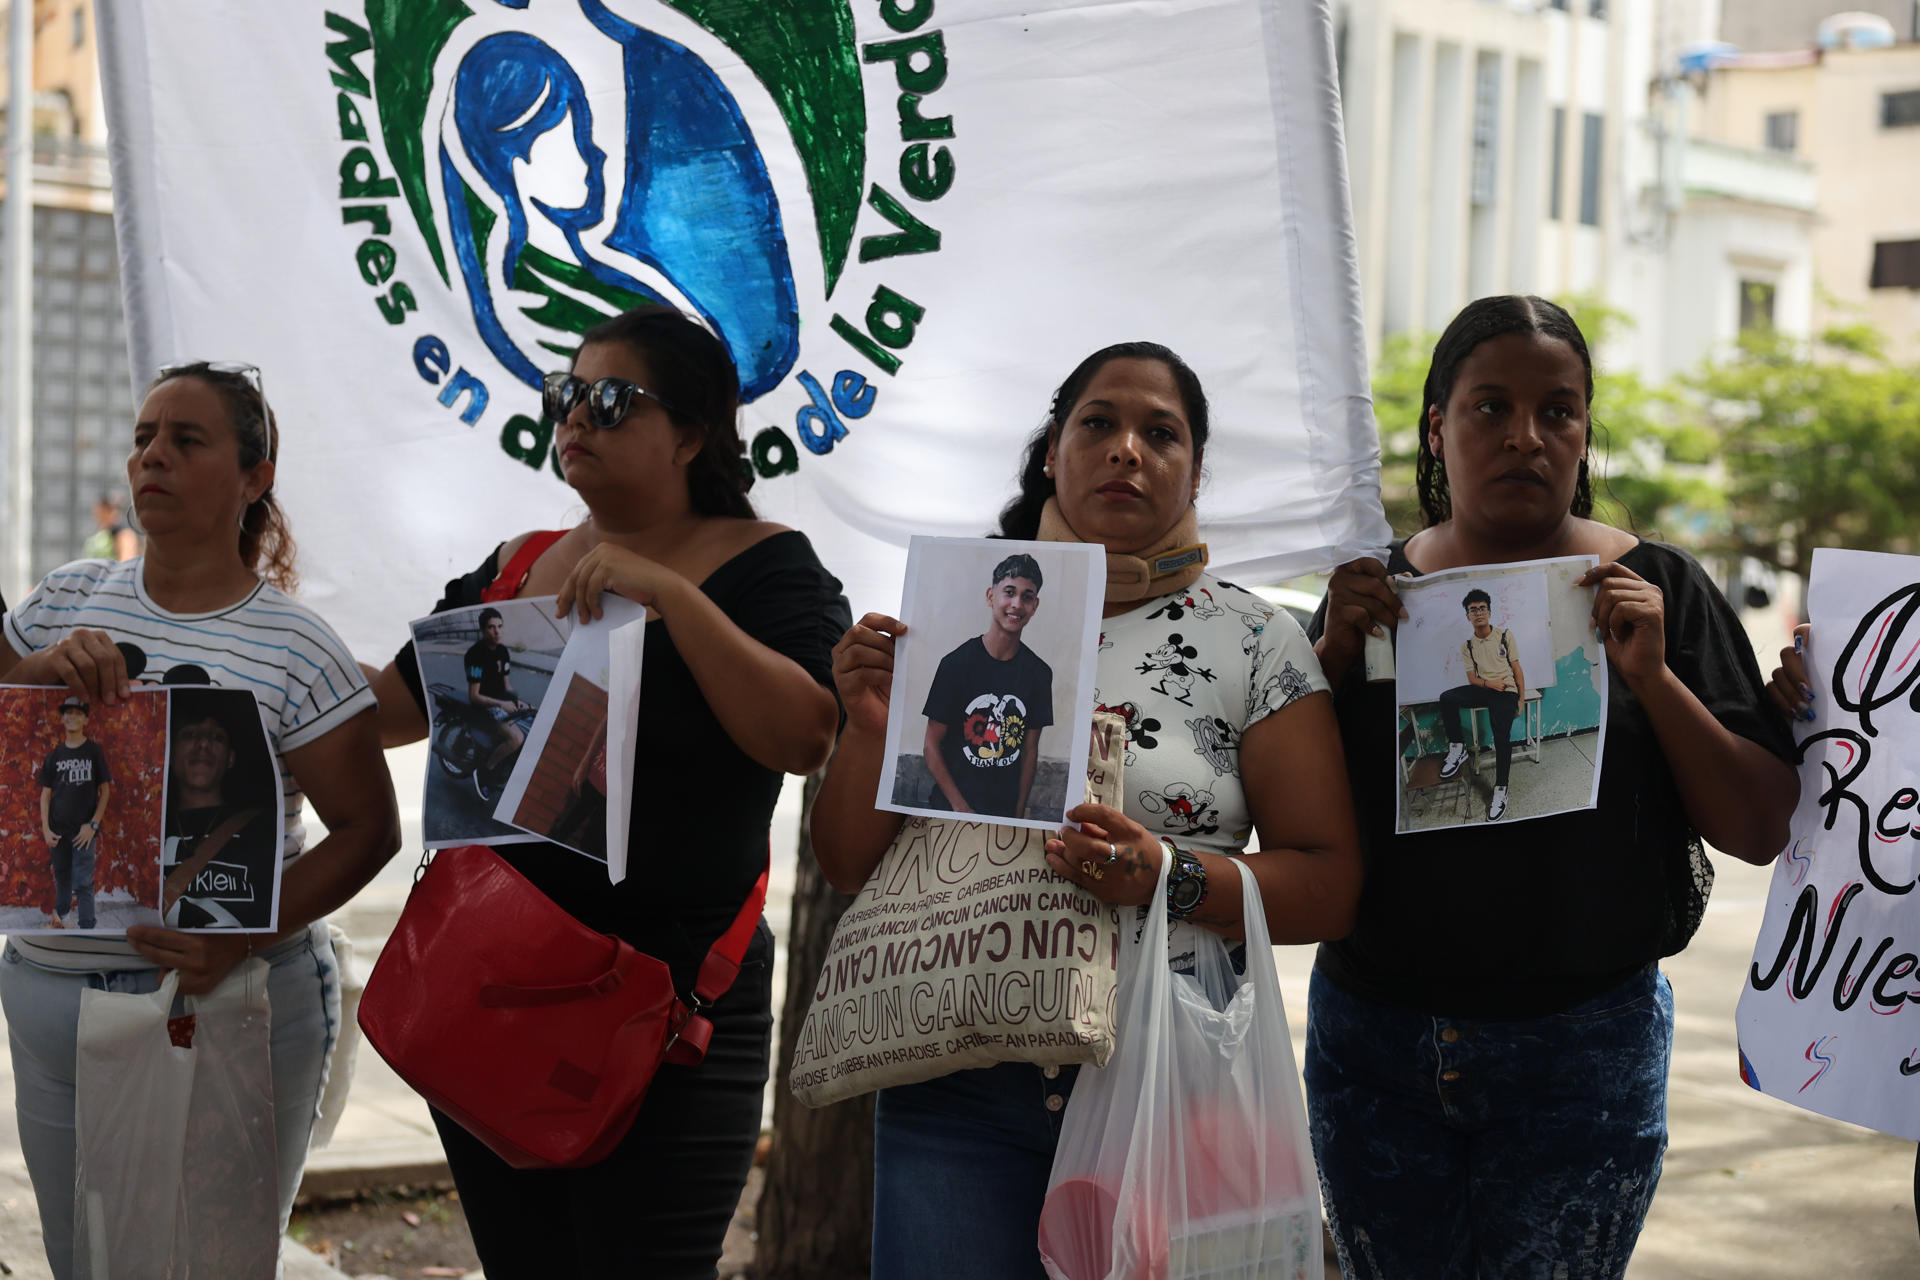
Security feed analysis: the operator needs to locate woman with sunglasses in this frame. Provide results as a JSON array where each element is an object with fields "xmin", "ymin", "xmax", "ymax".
[
  {"xmin": 368, "ymin": 305, "xmax": 848, "ymax": 1277},
  {"xmin": 0, "ymin": 361, "xmax": 401, "ymax": 1278}
]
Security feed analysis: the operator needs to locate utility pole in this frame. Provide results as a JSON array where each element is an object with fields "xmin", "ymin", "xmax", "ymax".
[{"xmin": 4, "ymin": 0, "xmax": 33, "ymax": 603}]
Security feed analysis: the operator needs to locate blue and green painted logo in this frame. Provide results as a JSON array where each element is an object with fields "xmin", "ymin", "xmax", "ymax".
[{"xmin": 322, "ymin": 0, "xmax": 954, "ymax": 478}]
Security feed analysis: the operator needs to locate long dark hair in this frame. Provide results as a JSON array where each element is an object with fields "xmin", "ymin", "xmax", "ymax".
[
  {"xmin": 994, "ymin": 341, "xmax": 1211, "ymax": 539},
  {"xmin": 577, "ymin": 306, "xmax": 755, "ymax": 519},
  {"xmin": 1415, "ymin": 295, "xmax": 1595, "ymax": 528},
  {"xmin": 146, "ymin": 363, "xmax": 297, "ymax": 592}
]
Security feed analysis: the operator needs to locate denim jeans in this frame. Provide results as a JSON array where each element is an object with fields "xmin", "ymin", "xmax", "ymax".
[
  {"xmin": 0, "ymin": 921, "xmax": 339, "ymax": 1280},
  {"xmin": 872, "ymin": 1060, "xmax": 1081, "ymax": 1280},
  {"xmin": 1304, "ymin": 965, "xmax": 1672, "ymax": 1280},
  {"xmin": 48, "ymin": 834, "xmax": 97, "ymax": 929}
]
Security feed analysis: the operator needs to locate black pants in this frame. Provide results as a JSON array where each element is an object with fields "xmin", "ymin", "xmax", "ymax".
[
  {"xmin": 433, "ymin": 922, "xmax": 775, "ymax": 1278},
  {"xmin": 1439, "ymin": 685, "xmax": 1520, "ymax": 787},
  {"xmin": 49, "ymin": 833, "xmax": 96, "ymax": 928}
]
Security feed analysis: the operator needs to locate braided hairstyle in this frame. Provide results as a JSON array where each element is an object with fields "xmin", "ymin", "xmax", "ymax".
[
  {"xmin": 146, "ymin": 363, "xmax": 297, "ymax": 592},
  {"xmin": 576, "ymin": 306, "xmax": 755, "ymax": 519},
  {"xmin": 994, "ymin": 341, "xmax": 1211, "ymax": 540},
  {"xmin": 1414, "ymin": 295, "xmax": 1596, "ymax": 528}
]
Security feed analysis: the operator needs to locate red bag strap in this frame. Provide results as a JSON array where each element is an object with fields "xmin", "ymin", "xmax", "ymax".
[
  {"xmin": 482, "ymin": 529, "xmax": 569, "ymax": 602},
  {"xmin": 691, "ymin": 854, "xmax": 770, "ymax": 1008}
]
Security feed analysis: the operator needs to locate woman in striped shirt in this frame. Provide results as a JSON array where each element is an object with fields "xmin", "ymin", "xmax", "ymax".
[{"xmin": 0, "ymin": 362, "xmax": 400, "ymax": 1278}]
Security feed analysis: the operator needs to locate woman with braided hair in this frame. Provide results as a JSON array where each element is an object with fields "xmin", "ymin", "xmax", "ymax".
[{"xmin": 1306, "ymin": 296, "xmax": 1799, "ymax": 1278}]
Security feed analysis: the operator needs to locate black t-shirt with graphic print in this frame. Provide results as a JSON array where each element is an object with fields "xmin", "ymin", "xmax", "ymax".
[
  {"xmin": 464, "ymin": 641, "xmax": 513, "ymax": 701},
  {"xmin": 38, "ymin": 740, "xmax": 111, "ymax": 836},
  {"xmin": 923, "ymin": 637, "xmax": 1055, "ymax": 819}
]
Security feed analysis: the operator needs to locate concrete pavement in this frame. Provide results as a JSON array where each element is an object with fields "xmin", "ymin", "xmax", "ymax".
[{"xmin": 0, "ymin": 739, "xmax": 1913, "ymax": 1277}]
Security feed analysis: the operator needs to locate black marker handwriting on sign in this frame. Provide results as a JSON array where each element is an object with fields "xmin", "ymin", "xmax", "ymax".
[
  {"xmin": 1750, "ymin": 882, "xmax": 1920, "ymax": 1013},
  {"xmin": 1833, "ymin": 582, "xmax": 1920, "ymax": 739},
  {"xmin": 1797, "ymin": 728, "xmax": 1918, "ymax": 896}
]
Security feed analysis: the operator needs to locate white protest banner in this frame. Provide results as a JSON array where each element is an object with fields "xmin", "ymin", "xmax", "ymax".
[
  {"xmin": 96, "ymin": 0, "xmax": 1386, "ymax": 657},
  {"xmin": 1736, "ymin": 548, "xmax": 1920, "ymax": 1140}
]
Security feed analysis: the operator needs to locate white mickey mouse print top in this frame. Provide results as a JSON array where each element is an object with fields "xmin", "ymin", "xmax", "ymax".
[{"xmin": 1093, "ymin": 573, "xmax": 1329, "ymax": 855}]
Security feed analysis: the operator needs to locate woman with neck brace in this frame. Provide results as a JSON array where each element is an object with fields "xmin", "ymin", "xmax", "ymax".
[{"xmin": 809, "ymin": 341, "xmax": 1366, "ymax": 1279}]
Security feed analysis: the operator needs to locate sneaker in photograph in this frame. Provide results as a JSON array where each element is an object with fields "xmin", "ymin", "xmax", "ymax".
[
  {"xmin": 1439, "ymin": 742, "xmax": 1469, "ymax": 779},
  {"xmin": 1488, "ymin": 786, "xmax": 1509, "ymax": 821}
]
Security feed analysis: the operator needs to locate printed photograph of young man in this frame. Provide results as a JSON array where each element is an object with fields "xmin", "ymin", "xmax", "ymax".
[
  {"xmin": 1437, "ymin": 588, "xmax": 1526, "ymax": 821},
  {"xmin": 918, "ymin": 553, "xmax": 1058, "ymax": 820},
  {"xmin": 161, "ymin": 689, "xmax": 281, "ymax": 930},
  {"xmin": 38, "ymin": 696, "xmax": 111, "ymax": 929}
]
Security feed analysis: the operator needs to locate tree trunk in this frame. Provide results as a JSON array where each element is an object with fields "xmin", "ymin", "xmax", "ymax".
[{"xmin": 754, "ymin": 772, "xmax": 874, "ymax": 1280}]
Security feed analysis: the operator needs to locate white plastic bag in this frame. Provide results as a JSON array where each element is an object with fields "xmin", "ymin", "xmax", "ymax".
[
  {"xmin": 1039, "ymin": 859, "xmax": 1320, "ymax": 1280},
  {"xmin": 74, "ymin": 958, "xmax": 279, "ymax": 1279}
]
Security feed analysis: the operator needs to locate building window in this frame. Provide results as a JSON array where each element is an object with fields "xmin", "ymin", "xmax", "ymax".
[
  {"xmin": 1764, "ymin": 110, "xmax": 1798, "ymax": 153},
  {"xmin": 1579, "ymin": 112, "xmax": 1603, "ymax": 226},
  {"xmin": 1547, "ymin": 0, "xmax": 1568, "ymax": 9},
  {"xmin": 1884, "ymin": 90, "xmax": 1920, "ymax": 128},
  {"xmin": 1738, "ymin": 280, "xmax": 1777, "ymax": 331},
  {"xmin": 1588, "ymin": 0, "xmax": 1609, "ymax": 18},
  {"xmin": 1548, "ymin": 105, "xmax": 1565, "ymax": 220},
  {"xmin": 1471, "ymin": 59, "xmax": 1501, "ymax": 208},
  {"xmin": 71, "ymin": 5, "xmax": 83, "ymax": 48},
  {"xmin": 1871, "ymin": 240, "xmax": 1920, "ymax": 289}
]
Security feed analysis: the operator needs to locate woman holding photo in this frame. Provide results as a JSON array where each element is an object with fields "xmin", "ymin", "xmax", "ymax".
[
  {"xmin": 1307, "ymin": 295, "xmax": 1800, "ymax": 1279},
  {"xmin": 0, "ymin": 361, "xmax": 401, "ymax": 1278},
  {"xmin": 810, "ymin": 341, "xmax": 1365, "ymax": 1279},
  {"xmin": 366, "ymin": 304, "xmax": 847, "ymax": 1277}
]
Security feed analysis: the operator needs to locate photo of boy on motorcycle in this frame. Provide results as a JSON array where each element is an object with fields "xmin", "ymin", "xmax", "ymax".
[{"xmin": 465, "ymin": 607, "xmax": 531, "ymax": 796}]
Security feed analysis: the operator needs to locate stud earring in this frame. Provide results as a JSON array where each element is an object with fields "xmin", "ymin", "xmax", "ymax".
[{"xmin": 1043, "ymin": 464, "xmax": 1053, "ymax": 477}]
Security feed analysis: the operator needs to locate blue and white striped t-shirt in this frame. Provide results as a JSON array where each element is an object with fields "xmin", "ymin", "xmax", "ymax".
[{"xmin": 4, "ymin": 557, "xmax": 375, "ymax": 969}]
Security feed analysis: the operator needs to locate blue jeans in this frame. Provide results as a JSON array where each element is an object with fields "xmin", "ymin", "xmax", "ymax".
[
  {"xmin": 0, "ymin": 922, "xmax": 339, "ymax": 1280},
  {"xmin": 49, "ymin": 834, "xmax": 96, "ymax": 929},
  {"xmin": 873, "ymin": 1061, "xmax": 1080, "ymax": 1280},
  {"xmin": 1304, "ymin": 966, "xmax": 1672, "ymax": 1280}
]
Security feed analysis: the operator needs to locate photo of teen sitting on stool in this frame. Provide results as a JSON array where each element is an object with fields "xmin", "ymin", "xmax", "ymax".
[
  {"xmin": 1438, "ymin": 588, "xmax": 1525, "ymax": 820},
  {"xmin": 1389, "ymin": 555, "xmax": 1605, "ymax": 832}
]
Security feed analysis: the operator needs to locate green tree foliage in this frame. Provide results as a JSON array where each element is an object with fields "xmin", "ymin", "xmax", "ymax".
[{"xmin": 1683, "ymin": 325, "xmax": 1920, "ymax": 578}]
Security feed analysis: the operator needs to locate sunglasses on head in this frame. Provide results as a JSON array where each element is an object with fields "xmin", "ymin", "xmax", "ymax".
[
  {"xmin": 157, "ymin": 360, "xmax": 275, "ymax": 462},
  {"xmin": 542, "ymin": 372, "xmax": 681, "ymax": 431}
]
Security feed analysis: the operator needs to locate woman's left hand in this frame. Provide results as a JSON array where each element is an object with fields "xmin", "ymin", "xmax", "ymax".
[
  {"xmin": 1043, "ymin": 803, "xmax": 1165, "ymax": 907},
  {"xmin": 555, "ymin": 545, "xmax": 688, "ymax": 623},
  {"xmin": 125, "ymin": 926, "xmax": 254, "ymax": 996},
  {"xmin": 1581, "ymin": 561, "xmax": 1667, "ymax": 684}
]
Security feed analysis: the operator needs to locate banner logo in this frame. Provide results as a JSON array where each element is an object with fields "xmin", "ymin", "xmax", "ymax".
[{"xmin": 324, "ymin": 0, "xmax": 950, "ymax": 479}]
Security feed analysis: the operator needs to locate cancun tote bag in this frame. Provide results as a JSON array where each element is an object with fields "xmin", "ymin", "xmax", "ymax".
[
  {"xmin": 789, "ymin": 713, "xmax": 1126, "ymax": 1107},
  {"xmin": 73, "ymin": 958, "xmax": 279, "ymax": 1280},
  {"xmin": 1038, "ymin": 858, "xmax": 1320, "ymax": 1280}
]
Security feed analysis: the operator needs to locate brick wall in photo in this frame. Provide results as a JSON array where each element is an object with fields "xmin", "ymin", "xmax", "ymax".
[{"xmin": 514, "ymin": 675, "xmax": 607, "ymax": 836}]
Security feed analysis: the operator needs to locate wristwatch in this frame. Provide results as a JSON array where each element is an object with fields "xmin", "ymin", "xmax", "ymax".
[{"xmin": 1161, "ymin": 839, "xmax": 1208, "ymax": 920}]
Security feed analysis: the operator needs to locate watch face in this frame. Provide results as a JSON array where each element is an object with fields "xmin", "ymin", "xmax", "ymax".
[{"xmin": 1171, "ymin": 878, "xmax": 1204, "ymax": 911}]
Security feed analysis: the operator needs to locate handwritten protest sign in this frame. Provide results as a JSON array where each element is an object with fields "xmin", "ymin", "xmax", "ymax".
[{"xmin": 1736, "ymin": 548, "xmax": 1920, "ymax": 1140}]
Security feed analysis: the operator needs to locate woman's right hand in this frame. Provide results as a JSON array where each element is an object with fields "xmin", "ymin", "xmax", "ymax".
[
  {"xmin": 832, "ymin": 613, "xmax": 905, "ymax": 739},
  {"xmin": 1316, "ymin": 558, "xmax": 1406, "ymax": 676},
  {"xmin": 1766, "ymin": 623, "xmax": 1815, "ymax": 722},
  {"xmin": 15, "ymin": 628, "xmax": 131, "ymax": 706}
]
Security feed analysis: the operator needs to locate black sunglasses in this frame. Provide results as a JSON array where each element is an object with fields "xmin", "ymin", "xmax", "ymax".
[{"xmin": 542, "ymin": 372, "xmax": 681, "ymax": 430}]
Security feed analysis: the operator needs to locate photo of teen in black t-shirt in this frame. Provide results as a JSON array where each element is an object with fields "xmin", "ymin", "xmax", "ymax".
[
  {"xmin": 37, "ymin": 697, "xmax": 111, "ymax": 930},
  {"xmin": 918, "ymin": 554, "xmax": 1056, "ymax": 819}
]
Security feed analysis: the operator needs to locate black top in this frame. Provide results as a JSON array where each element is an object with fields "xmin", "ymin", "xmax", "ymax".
[
  {"xmin": 1310, "ymin": 540, "xmax": 1795, "ymax": 1019},
  {"xmin": 165, "ymin": 804, "xmax": 279, "ymax": 930},
  {"xmin": 464, "ymin": 641, "xmax": 513, "ymax": 700},
  {"xmin": 396, "ymin": 530, "xmax": 850, "ymax": 994},
  {"xmin": 40, "ymin": 740, "xmax": 111, "ymax": 835},
  {"xmin": 922, "ymin": 636, "xmax": 1055, "ymax": 818}
]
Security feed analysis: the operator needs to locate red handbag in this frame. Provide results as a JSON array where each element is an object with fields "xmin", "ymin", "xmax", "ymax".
[
  {"xmin": 359, "ymin": 844, "xmax": 767, "ymax": 1168},
  {"xmin": 357, "ymin": 530, "xmax": 768, "ymax": 1169}
]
